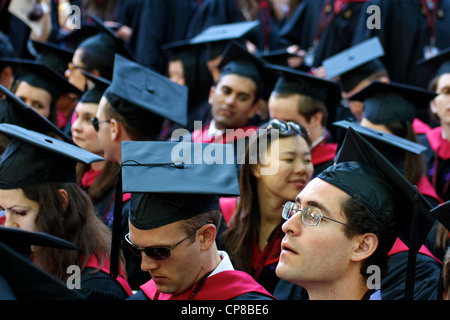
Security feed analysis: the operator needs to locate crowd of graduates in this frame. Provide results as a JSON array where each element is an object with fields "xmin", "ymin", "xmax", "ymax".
[{"xmin": 0, "ymin": 0, "xmax": 450, "ymax": 303}]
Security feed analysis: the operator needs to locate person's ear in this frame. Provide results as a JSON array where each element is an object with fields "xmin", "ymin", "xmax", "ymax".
[
  {"xmin": 350, "ymin": 233, "xmax": 379, "ymax": 263},
  {"xmin": 198, "ymin": 224, "xmax": 217, "ymax": 251},
  {"xmin": 310, "ymin": 111, "xmax": 323, "ymax": 127},
  {"xmin": 109, "ymin": 118, "xmax": 121, "ymax": 141},
  {"xmin": 208, "ymin": 86, "xmax": 216, "ymax": 106},
  {"xmin": 58, "ymin": 188, "xmax": 69, "ymax": 212},
  {"xmin": 430, "ymin": 99, "xmax": 438, "ymax": 115}
]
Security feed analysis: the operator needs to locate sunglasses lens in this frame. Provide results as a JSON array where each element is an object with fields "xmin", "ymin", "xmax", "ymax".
[
  {"xmin": 91, "ymin": 117, "xmax": 99, "ymax": 131},
  {"xmin": 126, "ymin": 242, "xmax": 142, "ymax": 257},
  {"xmin": 145, "ymin": 247, "xmax": 171, "ymax": 260}
]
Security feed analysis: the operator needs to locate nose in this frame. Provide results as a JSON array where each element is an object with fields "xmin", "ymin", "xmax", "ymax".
[
  {"xmin": 4, "ymin": 212, "xmax": 18, "ymax": 228},
  {"xmin": 64, "ymin": 68, "xmax": 71, "ymax": 80},
  {"xmin": 224, "ymin": 93, "xmax": 236, "ymax": 106},
  {"xmin": 71, "ymin": 115, "xmax": 81, "ymax": 133},
  {"xmin": 140, "ymin": 253, "xmax": 160, "ymax": 273},
  {"xmin": 282, "ymin": 210, "xmax": 302, "ymax": 236},
  {"xmin": 293, "ymin": 159, "xmax": 307, "ymax": 174}
]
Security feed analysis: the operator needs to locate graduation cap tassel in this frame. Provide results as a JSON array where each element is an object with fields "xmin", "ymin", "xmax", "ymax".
[{"xmin": 109, "ymin": 167, "xmax": 123, "ymax": 279}]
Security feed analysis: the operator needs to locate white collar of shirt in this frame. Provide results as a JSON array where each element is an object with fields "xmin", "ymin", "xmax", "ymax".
[
  {"xmin": 209, "ymin": 250, "xmax": 235, "ymax": 277},
  {"xmin": 208, "ymin": 120, "xmax": 225, "ymax": 138}
]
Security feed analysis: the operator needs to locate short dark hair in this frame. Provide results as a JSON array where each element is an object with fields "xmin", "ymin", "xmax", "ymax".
[
  {"xmin": 272, "ymin": 91, "xmax": 328, "ymax": 127},
  {"xmin": 179, "ymin": 210, "xmax": 222, "ymax": 243},
  {"xmin": 340, "ymin": 196, "xmax": 390, "ymax": 280}
]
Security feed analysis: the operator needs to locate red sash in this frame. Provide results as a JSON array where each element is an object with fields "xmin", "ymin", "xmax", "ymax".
[
  {"xmin": 192, "ymin": 123, "xmax": 258, "ymax": 144},
  {"xmin": 412, "ymin": 118, "xmax": 432, "ymax": 135},
  {"xmin": 416, "ymin": 175, "xmax": 443, "ymax": 203},
  {"xmin": 387, "ymin": 238, "xmax": 441, "ymax": 264},
  {"xmin": 426, "ymin": 126, "xmax": 450, "ymax": 160},
  {"xmin": 311, "ymin": 142, "xmax": 337, "ymax": 166},
  {"xmin": 219, "ymin": 197, "xmax": 237, "ymax": 224},
  {"xmin": 140, "ymin": 270, "xmax": 274, "ymax": 300},
  {"xmin": 85, "ymin": 254, "xmax": 133, "ymax": 296}
]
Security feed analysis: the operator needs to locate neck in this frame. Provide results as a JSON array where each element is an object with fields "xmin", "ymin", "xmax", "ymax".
[
  {"xmin": 196, "ymin": 244, "xmax": 221, "ymax": 283},
  {"xmin": 91, "ymin": 160, "xmax": 105, "ymax": 171},
  {"xmin": 257, "ymin": 187, "xmax": 284, "ymax": 250},
  {"xmin": 310, "ymin": 127, "xmax": 327, "ymax": 148},
  {"xmin": 442, "ymin": 123, "xmax": 450, "ymax": 142},
  {"xmin": 304, "ymin": 272, "xmax": 369, "ymax": 300}
]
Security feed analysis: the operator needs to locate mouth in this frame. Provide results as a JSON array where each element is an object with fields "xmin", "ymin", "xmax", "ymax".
[
  {"xmin": 151, "ymin": 275, "xmax": 168, "ymax": 284},
  {"xmin": 289, "ymin": 179, "xmax": 307, "ymax": 189},
  {"xmin": 218, "ymin": 108, "xmax": 234, "ymax": 118},
  {"xmin": 281, "ymin": 241, "xmax": 297, "ymax": 255}
]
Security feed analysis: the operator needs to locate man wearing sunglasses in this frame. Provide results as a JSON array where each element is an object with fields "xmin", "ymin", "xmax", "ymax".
[
  {"xmin": 94, "ymin": 54, "xmax": 188, "ymax": 289},
  {"xmin": 123, "ymin": 141, "xmax": 275, "ymax": 300},
  {"xmin": 275, "ymin": 128, "xmax": 435, "ymax": 300}
]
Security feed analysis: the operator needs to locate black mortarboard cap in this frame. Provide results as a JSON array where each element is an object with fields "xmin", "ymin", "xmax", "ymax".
[
  {"xmin": 58, "ymin": 24, "xmax": 101, "ymax": 49},
  {"xmin": 190, "ymin": 20, "xmax": 259, "ymax": 60},
  {"xmin": 318, "ymin": 128, "xmax": 434, "ymax": 299},
  {"xmin": 333, "ymin": 120, "xmax": 426, "ymax": 155},
  {"xmin": 109, "ymin": 140, "xmax": 240, "ymax": 276},
  {"xmin": 256, "ymin": 49, "xmax": 297, "ymax": 67},
  {"xmin": 430, "ymin": 200, "xmax": 450, "ymax": 232},
  {"xmin": 190, "ymin": 20, "xmax": 260, "ymax": 45},
  {"xmin": 0, "ymin": 226, "xmax": 80, "ymax": 300},
  {"xmin": 417, "ymin": 47, "xmax": 450, "ymax": 76},
  {"xmin": 217, "ymin": 41, "xmax": 269, "ymax": 99},
  {"xmin": 104, "ymin": 54, "xmax": 188, "ymax": 137},
  {"xmin": 86, "ymin": 13, "xmax": 134, "ymax": 61},
  {"xmin": 121, "ymin": 141, "xmax": 240, "ymax": 230},
  {"xmin": 323, "ymin": 37, "xmax": 385, "ymax": 92},
  {"xmin": 6, "ymin": 58, "xmax": 81, "ymax": 99},
  {"xmin": 0, "ymin": 226, "xmax": 78, "ymax": 255},
  {"xmin": 348, "ymin": 81, "xmax": 437, "ymax": 124},
  {"xmin": 333, "ymin": 119, "xmax": 426, "ymax": 177},
  {"xmin": 0, "ymin": 242, "xmax": 84, "ymax": 300},
  {"xmin": 79, "ymin": 71, "xmax": 111, "ymax": 104},
  {"xmin": 0, "ymin": 123, "xmax": 103, "ymax": 189},
  {"xmin": 31, "ymin": 40, "xmax": 74, "ymax": 76},
  {"xmin": 268, "ymin": 64, "xmax": 342, "ymax": 124},
  {"xmin": 0, "ymin": 84, "xmax": 72, "ymax": 143}
]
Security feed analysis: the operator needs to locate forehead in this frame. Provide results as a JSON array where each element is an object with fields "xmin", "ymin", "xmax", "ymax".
[
  {"xmin": 75, "ymin": 101, "xmax": 98, "ymax": 114},
  {"xmin": 296, "ymin": 178, "xmax": 349, "ymax": 213},
  {"xmin": 216, "ymin": 73, "xmax": 257, "ymax": 93},
  {"xmin": 437, "ymin": 74, "xmax": 450, "ymax": 90},
  {"xmin": 129, "ymin": 220, "xmax": 185, "ymax": 246}
]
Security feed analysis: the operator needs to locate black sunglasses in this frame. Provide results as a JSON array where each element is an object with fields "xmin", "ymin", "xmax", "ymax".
[
  {"xmin": 124, "ymin": 224, "xmax": 206, "ymax": 260},
  {"xmin": 90, "ymin": 117, "xmax": 110, "ymax": 132}
]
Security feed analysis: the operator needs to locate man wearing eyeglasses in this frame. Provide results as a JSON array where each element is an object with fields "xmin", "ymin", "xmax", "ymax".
[{"xmin": 275, "ymin": 128, "xmax": 435, "ymax": 300}]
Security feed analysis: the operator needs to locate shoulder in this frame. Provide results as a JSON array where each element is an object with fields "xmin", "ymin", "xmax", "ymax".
[{"xmin": 80, "ymin": 268, "xmax": 130, "ymax": 300}]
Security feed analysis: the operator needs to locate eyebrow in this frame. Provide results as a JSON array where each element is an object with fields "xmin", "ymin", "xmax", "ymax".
[
  {"xmin": 221, "ymin": 84, "xmax": 252, "ymax": 97},
  {"xmin": 280, "ymin": 151, "xmax": 311, "ymax": 157},
  {"xmin": 295, "ymin": 198, "xmax": 331, "ymax": 215}
]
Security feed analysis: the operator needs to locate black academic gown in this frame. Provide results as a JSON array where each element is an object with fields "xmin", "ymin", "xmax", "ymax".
[
  {"xmin": 186, "ymin": 0, "xmax": 285, "ymax": 51},
  {"xmin": 127, "ymin": 0, "xmax": 200, "ymax": 73},
  {"xmin": 278, "ymin": 0, "xmax": 367, "ymax": 67},
  {"xmin": 352, "ymin": 0, "xmax": 450, "ymax": 88}
]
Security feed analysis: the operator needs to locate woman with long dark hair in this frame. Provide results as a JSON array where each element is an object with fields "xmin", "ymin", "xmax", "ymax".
[{"xmin": 223, "ymin": 119, "xmax": 313, "ymax": 293}]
